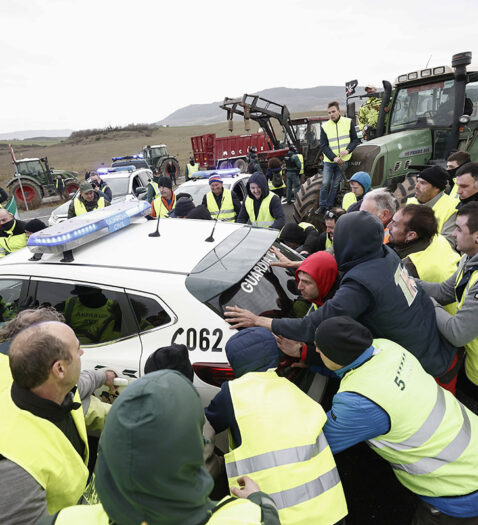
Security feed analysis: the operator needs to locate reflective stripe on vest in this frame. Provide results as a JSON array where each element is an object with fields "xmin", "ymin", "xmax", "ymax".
[
  {"xmin": 322, "ymin": 117, "xmax": 352, "ymax": 163},
  {"xmin": 153, "ymin": 194, "xmax": 176, "ymax": 218},
  {"xmin": 340, "ymin": 338, "xmax": 478, "ymax": 497},
  {"xmin": 244, "ymin": 194, "xmax": 275, "ymax": 228},
  {"xmin": 206, "ymin": 189, "xmax": 236, "ymax": 221},
  {"xmin": 342, "ymin": 192, "xmax": 357, "ymax": 211},
  {"xmin": 226, "ymin": 371, "xmax": 347, "ymax": 524},
  {"xmin": 297, "ymin": 153, "xmax": 304, "ymax": 175},
  {"xmin": 455, "ymin": 265, "xmax": 478, "ymax": 384},
  {"xmin": 408, "ymin": 235, "xmax": 460, "ymax": 314},
  {"xmin": 406, "ymin": 193, "xmax": 457, "ymax": 233},
  {"xmin": 0, "ymin": 388, "xmax": 89, "ymax": 514},
  {"xmin": 74, "ymin": 196, "xmax": 105, "ymax": 216}
]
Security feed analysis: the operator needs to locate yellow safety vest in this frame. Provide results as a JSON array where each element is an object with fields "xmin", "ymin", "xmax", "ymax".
[
  {"xmin": 297, "ymin": 153, "xmax": 304, "ymax": 175},
  {"xmin": 408, "ymin": 234, "xmax": 460, "ymax": 314},
  {"xmin": 73, "ymin": 196, "xmax": 106, "ymax": 217},
  {"xmin": 206, "ymin": 189, "xmax": 236, "ymax": 221},
  {"xmin": 407, "ymin": 193, "xmax": 457, "ymax": 234},
  {"xmin": 322, "ymin": 117, "xmax": 353, "ymax": 163},
  {"xmin": 340, "ymin": 339, "xmax": 478, "ymax": 497},
  {"xmin": 152, "ymin": 194, "xmax": 176, "ymax": 218},
  {"xmin": 455, "ymin": 264, "xmax": 478, "ymax": 385},
  {"xmin": 298, "ymin": 221, "xmax": 316, "ymax": 231},
  {"xmin": 0, "ymin": 388, "xmax": 89, "ymax": 514},
  {"xmin": 268, "ymin": 174, "xmax": 286, "ymax": 191},
  {"xmin": 187, "ymin": 162, "xmax": 199, "ymax": 177},
  {"xmin": 226, "ymin": 371, "xmax": 347, "ymax": 525},
  {"xmin": 149, "ymin": 180, "xmax": 160, "ymax": 197},
  {"xmin": 0, "ymin": 353, "xmax": 12, "ymax": 394},
  {"xmin": 0, "ymin": 220, "xmax": 27, "ymax": 257},
  {"xmin": 244, "ymin": 194, "xmax": 275, "ymax": 228},
  {"xmin": 342, "ymin": 192, "xmax": 357, "ymax": 211},
  {"xmin": 52, "ymin": 496, "xmax": 264, "ymax": 524},
  {"xmin": 325, "ymin": 235, "xmax": 333, "ymax": 250}
]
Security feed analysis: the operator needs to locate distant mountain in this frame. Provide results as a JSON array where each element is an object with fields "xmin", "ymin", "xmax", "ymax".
[
  {"xmin": 0, "ymin": 129, "xmax": 72, "ymax": 140},
  {"xmin": 155, "ymin": 85, "xmax": 358, "ymax": 126}
]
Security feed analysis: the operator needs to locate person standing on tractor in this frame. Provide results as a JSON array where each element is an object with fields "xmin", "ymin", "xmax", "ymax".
[
  {"xmin": 316, "ymin": 101, "xmax": 360, "ymax": 216},
  {"xmin": 358, "ymin": 84, "xmax": 382, "ymax": 140},
  {"xmin": 284, "ymin": 145, "xmax": 302, "ymax": 205},
  {"xmin": 0, "ymin": 209, "xmax": 27, "ymax": 258},
  {"xmin": 68, "ymin": 182, "xmax": 110, "ymax": 219},
  {"xmin": 185, "ymin": 156, "xmax": 199, "ymax": 181}
]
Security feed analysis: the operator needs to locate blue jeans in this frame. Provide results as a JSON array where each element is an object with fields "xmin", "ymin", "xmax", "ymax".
[
  {"xmin": 319, "ymin": 161, "xmax": 348, "ymax": 208},
  {"xmin": 286, "ymin": 172, "xmax": 301, "ymax": 203}
]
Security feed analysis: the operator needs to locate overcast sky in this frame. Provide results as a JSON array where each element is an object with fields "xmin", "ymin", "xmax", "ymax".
[{"xmin": 1, "ymin": 0, "xmax": 477, "ymax": 134}]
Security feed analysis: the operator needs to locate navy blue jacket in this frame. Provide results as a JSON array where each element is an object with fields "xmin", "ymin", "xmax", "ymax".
[
  {"xmin": 320, "ymin": 116, "xmax": 360, "ymax": 163},
  {"xmin": 272, "ymin": 212, "xmax": 456, "ymax": 377}
]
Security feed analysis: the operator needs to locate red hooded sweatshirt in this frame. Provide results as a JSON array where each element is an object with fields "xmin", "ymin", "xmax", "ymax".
[{"xmin": 295, "ymin": 251, "xmax": 338, "ymax": 306}]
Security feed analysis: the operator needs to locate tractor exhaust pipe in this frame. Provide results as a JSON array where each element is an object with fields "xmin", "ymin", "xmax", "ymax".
[{"xmin": 376, "ymin": 80, "xmax": 392, "ymax": 138}]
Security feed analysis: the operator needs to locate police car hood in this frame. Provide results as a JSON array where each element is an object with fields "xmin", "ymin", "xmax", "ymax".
[
  {"xmin": 333, "ymin": 211, "xmax": 385, "ymax": 273},
  {"xmin": 96, "ymin": 370, "xmax": 215, "ymax": 525}
]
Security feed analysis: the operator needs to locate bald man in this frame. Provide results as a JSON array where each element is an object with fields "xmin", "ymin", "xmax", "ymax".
[
  {"xmin": 0, "ymin": 322, "xmax": 90, "ymax": 524},
  {"xmin": 0, "ymin": 208, "xmax": 27, "ymax": 257}
]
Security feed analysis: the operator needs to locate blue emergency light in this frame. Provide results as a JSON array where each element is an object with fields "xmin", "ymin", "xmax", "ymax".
[
  {"xmin": 97, "ymin": 165, "xmax": 137, "ymax": 175},
  {"xmin": 27, "ymin": 200, "xmax": 151, "ymax": 255},
  {"xmin": 192, "ymin": 168, "xmax": 241, "ymax": 179},
  {"xmin": 111, "ymin": 154, "xmax": 144, "ymax": 161}
]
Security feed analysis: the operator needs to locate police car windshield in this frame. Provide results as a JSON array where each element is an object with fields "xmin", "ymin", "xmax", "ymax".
[
  {"xmin": 186, "ymin": 228, "xmax": 303, "ymax": 319},
  {"xmin": 175, "ymin": 182, "xmax": 232, "ymax": 206},
  {"xmin": 102, "ymin": 176, "xmax": 130, "ymax": 197}
]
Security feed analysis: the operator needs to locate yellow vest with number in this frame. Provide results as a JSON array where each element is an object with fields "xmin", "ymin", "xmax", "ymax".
[
  {"xmin": 244, "ymin": 194, "xmax": 275, "ymax": 228},
  {"xmin": 0, "ymin": 388, "xmax": 89, "ymax": 514},
  {"xmin": 455, "ymin": 264, "xmax": 478, "ymax": 385},
  {"xmin": 342, "ymin": 192, "xmax": 357, "ymax": 211},
  {"xmin": 152, "ymin": 194, "xmax": 176, "ymax": 218},
  {"xmin": 340, "ymin": 339, "xmax": 478, "ymax": 497},
  {"xmin": 297, "ymin": 153, "xmax": 304, "ymax": 175},
  {"xmin": 322, "ymin": 117, "xmax": 352, "ymax": 163},
  {"xmin": 408, "ymin": 234, "xmax": 460, "ymax": 314},
  {"xmin": 225, "ymin": 371, "xmax": 347, "ymax": 525},
  {"xmin": 73, "ymin": 196, "xmax": 105, "ymax": 217},
  {"xmin": 206, "ymin": 189, "xmax": 236, "ymax": 221},
  {"xmin": 407, "ymin": 193, "xmax": 457, "ymax": 234}
]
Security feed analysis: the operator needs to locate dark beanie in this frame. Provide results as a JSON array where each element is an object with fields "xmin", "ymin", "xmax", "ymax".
[
  {"xmin": 157, "ymin": 176, "xmax": 172, "ymax": 189},
  {"xmin": 174, "ymin": 197, "xmax": 195, "ymax": 217},
  {"xmin": 25, "ymin": 219, "xmax": 47, "ymax": 233},
  {"xmin": 418, "ymin": 166, "xmax": 448, "ymax": 191},
  {"xmin": 278, "ymin": 223, "xmax": 306, "ymax": 245},
  {"xmin": 144, "ymin": 344, "xmax": 194, "ymax": 382},
  {"xmin": 314, "ymin": 316, "xmax": 373, "ymax": 366}
]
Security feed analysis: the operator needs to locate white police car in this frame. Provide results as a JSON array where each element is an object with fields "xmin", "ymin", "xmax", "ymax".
[
  {"xmin": 48, "ymin": 166, "xmax": 153, "ymax": 226},
  {"xmin": 1, "ymin": 201, "xmax": 309, "ymax": 404},
  {"xmin": 175, "ymin": 168, "xmax": 250, "ymax": 206}
]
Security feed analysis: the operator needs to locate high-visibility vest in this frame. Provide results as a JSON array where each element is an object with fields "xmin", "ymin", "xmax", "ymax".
[
  {"xmin": 325, "ymin": 235, "xmax": 333, "ymax": 250},
  {"xmin": 298, "ymin": 221, "xmax": 316, "ymax": 231},
  {"xmin": 51, "ymin": 495, "xmax": 265, "ymax": 524},
  {"xmin": 152, "ymin": 193, "xmax": 176, "ymax": 218},
  {"xmin": 244, "ymin": 194, "xmax": 275, "ymax": 228},
  {"xmin": 149, "ymin": 180, "xmax": 160, "ymax": 197},
  {"xmin": 64, "ymin": 297, "xmax": 119, "ymax": 345},
  {"xmin": 0, "ymin": 220, "xmax": 27, "ymax": 257},
  {"xmin": 226, "ymin": 371, "xmax": 347, "ymax": 525},
  {"xmin": 0, "ymin": 388, "xmax": 89, "ymax": 514},
  {"xmin": 297, "ymin": 153, "xmax": 304, "ymax": 175},
  {"xmin": 449, "ymin": 180, "xmax": 459, "ymax": 199},
  {"xmin": 322, "ymin": 117, "xmax": 353, "ymax": 163},
  {"xmin": 342, "ymin": 191, "xmax": 357, "ymax": 211},
  {"xmin": 0, "ymin": 353, "xmax": 12, "ymax": 394},
  {"xmin": 455, "ymin": 262, "xmax": 478, "ymax": 385},
  {"xmin": 339, "ymin": 339, "xmax": 478, "ymax": 497},
  {"xmin": 186, "ymin": 162, "xmax": 199, "ymax": 178},
  {"xmin": 73, "ymin": 196, "xmax": 106, "ymax": 217},
  {"xmin": 407, "ymin": 193, "xmax": 457, "ymax": 234},
  {"xmin": 408, "ymin": 234, "xmax": 460, "ymax": 314},
  {"xmin": 206, "ymin": 189, "xmax": 236, "ymax": 221}
]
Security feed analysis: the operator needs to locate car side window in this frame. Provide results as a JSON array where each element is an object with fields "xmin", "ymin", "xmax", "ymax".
[
  {"xmin": 126, "ymin": 292, "xmax": 172, "ymax": 333},
  {"xmin": 132, "ymin": 176, "xmax": 142, "ymax": 193},
  {"xmin": 32, "ymin": 281, "xmax": 136, "ymax": 345},
  {"xmin": 0, "ymin": 279, "xmax": 31, "ymax": 326}
]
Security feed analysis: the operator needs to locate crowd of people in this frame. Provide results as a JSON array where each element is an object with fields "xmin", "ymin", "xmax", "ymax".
[{"xmin": 1, "ymin": 98, "xmax": 478, "ymax": 525}]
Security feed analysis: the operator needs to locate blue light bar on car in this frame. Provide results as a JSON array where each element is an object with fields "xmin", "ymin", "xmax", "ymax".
[
  {"xmin": 27, "ymin": 200, "xmax": 150, "ymax": 255},
  {"xmin": 112, "ymin": 154, "xmax": 144, "ymax": 161},
  {"xmin": 193, "ymin": 168, "xmax": 241, "ymax": 179},
  {"xmin": 97, "ymin": 165, "xmax": 136, "ymax": 175}
]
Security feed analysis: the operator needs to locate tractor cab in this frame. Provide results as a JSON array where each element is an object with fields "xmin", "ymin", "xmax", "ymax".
[{"xmin": 289, "ymin": 117, "xmax": 328, "ymax": 173}]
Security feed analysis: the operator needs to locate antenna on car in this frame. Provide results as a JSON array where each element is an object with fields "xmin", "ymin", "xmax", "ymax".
[
  {"xmin": 205, "ymin": 193, "xmax": 225, "ymax": 242},
  {"xmin": 149, "ymin": 203, "xmax": 161, "ymax": 237}
]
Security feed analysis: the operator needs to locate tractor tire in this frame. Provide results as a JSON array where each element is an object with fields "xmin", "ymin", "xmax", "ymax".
[
  {"xmin": 157, "ymin": 157, "xmax": 180, "ymax": 180},
  {"xmin": 293, "ymin": 173, "xmax": 323, "ymax": 223},
  {"xmin": 234, "ymin": 158, "xmax": 248, "ymax": 173},
  {"xmin": 63, "ymin": 179, "xmax": 80, "ymax": 200},
  {"xmin": 390, "ymin": 174, "xmax": 418, "ymax": 207},
  {"xmin": 217, "ymin": 160, "xmax": 233, "ymax": 170},
  {"xmin": 10, "ymin": 180, "xmax": 42, "ymax": 210}
]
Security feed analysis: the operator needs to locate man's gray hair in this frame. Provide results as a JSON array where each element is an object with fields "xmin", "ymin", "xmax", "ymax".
[{"xmin": 363, "ymin": 188, "xmax": 399, "ymax": 215}]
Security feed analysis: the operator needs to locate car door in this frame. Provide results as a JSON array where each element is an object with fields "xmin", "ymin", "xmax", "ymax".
[{"xmin": 29, "ymin": 278, "xmax": 143, "ymax": 383}]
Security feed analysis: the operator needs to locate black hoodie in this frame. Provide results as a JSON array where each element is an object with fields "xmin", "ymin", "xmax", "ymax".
[{"xmin": 272, "ymin": 211, "xmax": 456, "ymax": 378}]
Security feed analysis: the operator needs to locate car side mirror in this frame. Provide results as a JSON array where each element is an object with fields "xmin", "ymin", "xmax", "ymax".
[
  {"xmin": 68, "ymin": 192, "xmax": 76, "ymax": 199},
  {"xmin": 134, "ymin": 187, "xmax": 147, "ymax": 196}
]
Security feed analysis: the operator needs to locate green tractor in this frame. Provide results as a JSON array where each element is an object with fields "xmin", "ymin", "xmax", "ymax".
[
  {"xmin": 294, "ymin": 51, "xmax": 478, "ymax": 221},
  {"xmin": 142, "ymin": 144, "xmax": 180, "ymax": 179},
  {"xmin": 7, "ymin": 146, "xmax": 80, "ymax": 210}
]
